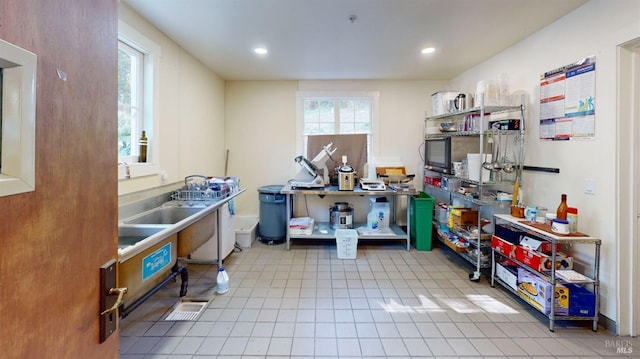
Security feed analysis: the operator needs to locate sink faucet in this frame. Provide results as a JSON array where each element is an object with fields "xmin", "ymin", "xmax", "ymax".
[{"xmin": 119, "ymin": 162, "xmax": 131, "ymax": 179}]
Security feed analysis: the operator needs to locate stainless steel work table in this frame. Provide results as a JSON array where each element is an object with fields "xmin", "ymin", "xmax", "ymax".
[{"xmin": 280, "ymin": 184, "xmax": 415, "ymax": 250}]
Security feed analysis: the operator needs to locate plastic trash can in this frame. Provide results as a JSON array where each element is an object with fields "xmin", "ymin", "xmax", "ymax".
[
  {"xmin": 258, "ymin": 185, "xmax": 286, "ymax": 242},
  {"xmin": 410, "ymin": 191, "xmax": 435, "ymax": 251}
]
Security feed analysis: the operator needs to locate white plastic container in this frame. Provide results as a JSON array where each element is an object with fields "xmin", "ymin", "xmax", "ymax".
[
  {"xmin": 235, "ymin": 216, "xmax": 258, "ymax": 248},
  {"xmin": 369, "ymin": 200, "xmax": 390, "ymax": 228},
  {"xmin": 467, "ymin": 153, "xmax": 491, "ymax": 182},
  {"xmin": 431, "ymin": 91, "xmax": 460, "ymax": 116},
  {"xmin": 367, "ymin": 211, "xmax": 379, "ymax": 230},
  {"xmin": 335, "ymin": 229, "xmax": 358, "ymax": 259},
  {"xmin": 216, "ymin": 267, "xmax": 229, "ymax": 294},
  {"xmin": 567, "ymin": 208, "xmax": 578, "ymax": 233}
]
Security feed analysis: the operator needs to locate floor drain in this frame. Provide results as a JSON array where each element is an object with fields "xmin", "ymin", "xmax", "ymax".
[{"xmin": 164, "ymin": 300, "xmax": 208, "ymax": 321}]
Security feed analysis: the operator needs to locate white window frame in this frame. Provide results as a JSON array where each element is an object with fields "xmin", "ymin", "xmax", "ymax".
[
  {"xmin": 0, "ymin": 38, "xmax": 37, "ymax": 197},
  {"xmin": 296, "ymin": 91, "xmax": 380, "ymax": 177},
  {"xmin": 117, "ymin": 20, "xmax": 160, "ymax": 179},
  {"xmin": 118, "ymin": 40, "xmax": 144, "ymax": 163}
]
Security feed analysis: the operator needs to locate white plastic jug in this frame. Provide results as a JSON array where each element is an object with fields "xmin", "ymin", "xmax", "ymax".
[
  {"xmin": 367, "ymin": 211, "xmax": 379, "ymax": 230},
  {"xmin": 376, "ymin": 207, "xmax": 390, "ymax": 228},
  {"xmin": 216, "ymin": 267, "xmax": 229, "ymax": 294}
]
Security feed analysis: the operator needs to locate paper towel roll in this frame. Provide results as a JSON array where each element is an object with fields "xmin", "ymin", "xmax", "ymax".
[{"xmin": 467, "ymin": 153, "xmax": 491, "ymax": 182}]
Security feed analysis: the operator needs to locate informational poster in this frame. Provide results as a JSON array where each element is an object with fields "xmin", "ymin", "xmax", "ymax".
[{"xmin": 539, "ymin": 56, "xmax": 596, "ymax": 140}]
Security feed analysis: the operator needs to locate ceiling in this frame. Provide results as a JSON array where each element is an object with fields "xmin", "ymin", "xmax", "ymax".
[{"xmin": 122, "ymin": 0, "xmax": 588, "ymax": 81}]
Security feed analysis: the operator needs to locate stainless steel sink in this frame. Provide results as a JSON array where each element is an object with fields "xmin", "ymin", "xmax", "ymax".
[
  {"xmin": 118, "ymin": 225, "xmax": 167, "ymax": 249},
  {"xmin": 122, "ymin": 206, "xmax": 203, "ymax": 225}
]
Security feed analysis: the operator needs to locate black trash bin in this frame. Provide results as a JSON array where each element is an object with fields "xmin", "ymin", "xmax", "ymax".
[{"xmin": 258, "ymin": 185, "xmax": 287, "ymax": 243}]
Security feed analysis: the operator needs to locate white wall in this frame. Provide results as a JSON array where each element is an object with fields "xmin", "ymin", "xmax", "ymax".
[
  {"xmin": 225, "ymin": 81, "xmax": 299, "ymax": 216},
  {"xmin": 449, "ymin": 0, "xmax": 640, "ymax": 325},
  {"xmin": 226, "ymin": 80, "xmax": 447, "ymax": 217},
  {"xmin": 118, "ymin": 4, "xmax": 227, "ymax": 196}
]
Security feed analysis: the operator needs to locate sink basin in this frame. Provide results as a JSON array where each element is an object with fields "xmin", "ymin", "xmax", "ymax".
[
  {"xmin": 122, "ymin": 206, "xmax": 203, "ymax": 225},
  {"xmin": 118, "ymin": 225, "xmax": 167, "ymax": 249}
]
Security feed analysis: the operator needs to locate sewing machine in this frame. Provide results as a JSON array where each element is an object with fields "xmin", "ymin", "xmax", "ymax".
[{"xmin": 289, "ymin": 143, "xmax": 337, "ymax": 188}]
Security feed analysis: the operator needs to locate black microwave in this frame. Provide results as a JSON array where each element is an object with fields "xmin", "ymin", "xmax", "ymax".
[{"xmin": 424, "ymin": 136, "xmax": 480, "ymax": 174}]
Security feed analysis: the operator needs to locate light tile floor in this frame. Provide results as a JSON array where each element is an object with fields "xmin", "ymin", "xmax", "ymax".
[{"xmin": 119, "ymin": 240, "xmax": 639, "ymax": 358}]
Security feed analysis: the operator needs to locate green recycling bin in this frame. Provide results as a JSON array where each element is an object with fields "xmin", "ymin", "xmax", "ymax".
[{"xmin": 410, "ymin": 191, "xmax": 435, "ymax": 251}]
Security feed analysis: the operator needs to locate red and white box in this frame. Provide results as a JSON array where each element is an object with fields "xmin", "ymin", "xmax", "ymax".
[
  {"xmin": 515, "ymin": 245, "xmax": 573, "ymax": 272},
  {"xmin": 492, "ymin": 235, "xmax": 517, "ymax": 258},
  {"xmin": 520, "ymin": 236, "xmax": 561, "ymax": 254}
]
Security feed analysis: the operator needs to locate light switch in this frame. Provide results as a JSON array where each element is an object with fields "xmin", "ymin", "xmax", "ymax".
[{"xmin": 584, "ymin": 178, "xmax": 596, "ymax": 195}]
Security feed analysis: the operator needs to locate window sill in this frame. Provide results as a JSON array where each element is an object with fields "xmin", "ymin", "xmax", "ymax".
[{"xmin": 118, "ymin": 162, "xmax": 160, "ymax": 180}]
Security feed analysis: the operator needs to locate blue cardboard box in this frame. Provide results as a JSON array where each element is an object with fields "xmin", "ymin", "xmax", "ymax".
[
  {"xmin": 495, "ymin": 223, "xmax": 525, "ymax": 244},
  {"xmin": 565, "ymin": 283, "xmax": 597, "ymax": 317}
]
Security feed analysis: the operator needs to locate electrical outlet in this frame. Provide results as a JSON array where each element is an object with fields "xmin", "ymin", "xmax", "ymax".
[
  {"xmin": 584, "ymin": 179, "xmax": 596, "ymax": 195},
  {"xmin": 159, "ymin": 170, "xmax": 168, "ymax": 182}
]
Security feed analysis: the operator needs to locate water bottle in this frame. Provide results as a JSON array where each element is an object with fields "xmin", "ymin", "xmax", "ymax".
[{"xmin": 216, "ymin": 267, "xmax": 229, "ymax": 294}]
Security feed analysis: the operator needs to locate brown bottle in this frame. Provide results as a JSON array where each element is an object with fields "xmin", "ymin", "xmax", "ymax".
[
  {"xmin": 556, "ymin": 194, "xmax": 568, "ymax": 220},
  {"xmin": 139, "ymin": 130, "xmax": 148, "ymax": 163}
]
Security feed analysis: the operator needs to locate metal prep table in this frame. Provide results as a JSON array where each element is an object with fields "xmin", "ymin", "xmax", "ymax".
[{"xmin": 280, "ymin": 184, "xmax": 416, "ymax": 250}]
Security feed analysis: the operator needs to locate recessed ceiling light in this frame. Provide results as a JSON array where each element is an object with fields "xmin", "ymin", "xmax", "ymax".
[
  {"xmin": 254, "ymin": 47, "xmax": 268, "ymax": 55},
  {"xmin": 421, "ymin": 47, "xmax": 435, "ymax": 54}
]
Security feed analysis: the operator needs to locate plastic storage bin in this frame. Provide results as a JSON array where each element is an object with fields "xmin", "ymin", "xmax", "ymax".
[
  {"xmin": 410, "ymin": 191, "xmax": 435, "ymax": 251},
  {"xmin": 335, "ymin": 229, "xmax": 358, "ymax": 259},
  {"xmin": 235, "ymin": 216, "xmax": 259, "ymax": 248}
]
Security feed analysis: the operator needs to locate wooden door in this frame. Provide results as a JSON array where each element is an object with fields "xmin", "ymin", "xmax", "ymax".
[{"xmin": 0, "ymin": 0, "xmax": 119, "ymax": 357}]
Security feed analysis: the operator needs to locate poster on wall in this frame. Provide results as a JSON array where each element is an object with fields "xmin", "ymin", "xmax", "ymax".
[{"xmin": 539, "ymin": 55, "xmax": 596, "ymax": 140}]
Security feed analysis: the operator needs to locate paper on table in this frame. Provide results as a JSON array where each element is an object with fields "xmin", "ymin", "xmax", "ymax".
[{"xmin": 556, "ymin": 269, "xmax": 589, "ymax": 282}]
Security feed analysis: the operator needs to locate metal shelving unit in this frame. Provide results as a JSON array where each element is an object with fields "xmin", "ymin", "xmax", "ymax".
[
  {"xmin": 424, "ymin": 97, "xmax": 525, "ymax": 281},
  {"xmin": 280, "ymin": 184, "xmax": 414, "ymax": 250},
  {"xmin": 491, "ymin": 214, "xmax": 601, "ymax": 332},
  {"xmin": 432, "ymin": 224, "xmax": 491, "ymax": 268}
]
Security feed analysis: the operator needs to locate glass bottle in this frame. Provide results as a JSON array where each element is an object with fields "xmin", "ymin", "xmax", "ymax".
[
  {"xmin": 139, "ymin": 130, "xmax": 148, "ymax": 163},
  {"xmin": 556, "ymin": 194, "xmax": 568, "ymax": 220}
]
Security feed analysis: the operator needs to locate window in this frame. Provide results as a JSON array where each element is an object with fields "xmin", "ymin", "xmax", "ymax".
[
  {"xmin": 297, "ymin": 91, "xmax": 379, "ymax": 178},
  {"xmin": 117, "ymin": 20, "xmax": 160, "ymax": 179},
  {"xmin": 118, "ymin": 41, "xmax": 143, "ymax": 161},
  {"xmin": 303, "ymin": 98, "xmax": 372, "ymax": 134}
]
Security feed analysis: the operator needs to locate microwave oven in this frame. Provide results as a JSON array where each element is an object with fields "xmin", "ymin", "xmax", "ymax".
[{"xmin": 424, "ymin": 136, "xmax": 480, "ymax": 174}]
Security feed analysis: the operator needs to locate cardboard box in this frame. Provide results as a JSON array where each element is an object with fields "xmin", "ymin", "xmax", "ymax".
[
  {"xmin": 519, "ymin": 236, "xmax": 561, "ymax": 254},
  {"xmin": 565, "ymin": 283, "xmax": 597, "ymax": 317},
  {"xmin": 449, "ymin": 208, "xmax": 478, "ymax": 228},
  {"xmin": 289, "ymin": 217, "xmax": 315, "ymax": 236},
  {"xmin": 492, "ymin": 235, "xmax": 517, "ymax": 258},
  {"xmin": 488, "ymin": 119, "xmax": 520, "ymax": 130},
  {"xmin": 517, "ymin": 267, "xmax": 569, "ymax": 315},
  {"xmin": 515, "ymin": 246, "xmax": 573, "ymax": 272},
  {"xmin": 495, "ymin": 223, "xmax": 525, "ymax": 244},
  {"xmin": 496, "ymin": 262, "xmax": 518, "ymax": 291}
]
